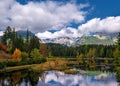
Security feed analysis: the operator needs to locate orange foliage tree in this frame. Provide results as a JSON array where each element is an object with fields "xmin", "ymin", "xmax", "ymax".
[{"xmin": 12, "ymin": 48, "xmax": 21, "ymax": 62}]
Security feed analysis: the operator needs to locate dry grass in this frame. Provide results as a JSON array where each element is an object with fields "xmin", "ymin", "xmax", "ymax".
[
  {"xmin": 64, "ymin": 69, "xmax": 79, "ymax": 74},
  {"xmin": 0, "ymin": 58, "xmax": 78, "ymax": 74},
  {"xmin": 0, "ymin": 65, "xmax": 32, "ymax": 73},
  {"xmin": 0, "ymin": 50, "xmax": 12, "ymax": 63},
  {"xmin": 0, "ymin": 50, "xmax": 12, "ymax": 58},
  {"xmin": 31, "ymin": 58, "xmax": 69, "ymax": 72}
]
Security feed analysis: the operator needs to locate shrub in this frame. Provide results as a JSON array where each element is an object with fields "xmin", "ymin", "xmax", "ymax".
[
  {"xmin": 21, "ymin": 52, "xmax": 28, "ymax": 60},
  {"xmin": 30, "ymin": 48, "xmax": 42, "ymax": 60}
]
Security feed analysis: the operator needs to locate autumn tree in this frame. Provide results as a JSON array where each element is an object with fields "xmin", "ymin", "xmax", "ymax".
[
  {"xmin": 87, "ymin": 48, "xmax": 96, "ymax": 69},
  {"xmin": 87, "ymin": 48, "xmax": 95, "ymax": 58},
  {"xmin": 12, "ymin": 48, "xmax": 21, "ymax": 62},
  {"xmin": 1, "ymin": 26, "xmax": 25, "ymax": 53},
  {"xmin": 77, "ymin": 53, "xmax": 84, "ymax": 66},
  {"xmin": 39, "ymin": 43, "xmax": 48, "ymax": 57}
]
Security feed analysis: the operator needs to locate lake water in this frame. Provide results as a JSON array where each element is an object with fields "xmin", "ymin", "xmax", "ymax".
[{"xmin": 0, "ymin": 70, "xmax": 119, "ymax": 86}]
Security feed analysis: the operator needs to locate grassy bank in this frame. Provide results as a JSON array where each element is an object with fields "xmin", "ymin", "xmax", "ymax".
[
  {"xmin": 0, "ymin": 58, "xmax": 79, "ymax": 74},
  {"xmin": 0, "ymin": 64, "xmax": 43, "ymax": 73},
  {"xmin": 0, "ymin": 58, "xmax": 68, "ymax": 73},
  {"xmin": 31, "ymin": 59, "xmax": 68, "ymax": 72}
]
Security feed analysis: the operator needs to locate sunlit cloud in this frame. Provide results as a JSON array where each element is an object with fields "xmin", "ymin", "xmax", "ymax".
[
  {"xmin": 36, "ymin": 16, "xmax": 120, "ymax": 39},
  {"xmin": 0, "ymin": 0, "xmax": 88, "ymax": 32}
]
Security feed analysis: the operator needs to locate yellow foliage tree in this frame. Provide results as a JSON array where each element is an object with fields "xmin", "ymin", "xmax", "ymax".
[
  {"xmin": 12, "ymin": 48, "xmax": 21, "ymax": 62},
  {"xmin": 87, "ymin": 49, "xmax": 96, "ymax": 69},
  {"xmin": 77, "ymin": 53, "xmax": 84, "ymax": 65}
]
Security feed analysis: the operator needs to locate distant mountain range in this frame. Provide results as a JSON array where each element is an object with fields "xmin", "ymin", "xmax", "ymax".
[
  {"xmin": 41, "ymin": 32, "xmax": 118, "ymax": 46},
  {"xmin": 1, "ymin": 30, "xmax": 118, "ymax": 46}
]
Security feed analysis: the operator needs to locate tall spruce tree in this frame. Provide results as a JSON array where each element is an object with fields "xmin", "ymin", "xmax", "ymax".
[
  {"xmin": 2, "ymin": 26, "xmax": 13, "ymax": 45},
  {"xmin": 29, "ymin": 36, "xmax": 40, "ymax": 53},
  {"xmin": 117, "ymin": 32, "xmax": 120, "ymax": 50}
]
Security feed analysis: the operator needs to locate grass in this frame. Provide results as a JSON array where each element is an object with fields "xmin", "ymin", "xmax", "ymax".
[
  {"xmin": 31, "ymin": 58, "xmax": 69, "ymax": 72},
  {"xmin": 0, "ymin": 58, "xmax": 70, "ymax": 74},
  {"xmin": 0, "ymin": 64, "xmax": 39, "ymax": 73},
  {"xmin": 64, "ymin": 69, "xmax": 79, "ymax": 74}
]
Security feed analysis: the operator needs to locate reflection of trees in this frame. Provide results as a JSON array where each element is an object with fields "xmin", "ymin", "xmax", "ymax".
[
  {"xmin": 27, "ymin": 71, "xmax": 40, "ymax": 86},
  {"xmin": 55, "ymin": 71, "xmax": 59, "ymax": 79},
  {"xmin": 40, "ymin": 71, "xmax": 60, "ymax": 83},
  {"xmin": 0, "ymin": 75, "xmax": 14, "ymax": 86},
  {"xmin": 0, "ymin": 77, "xmax": 5, "ymax": 86},
  {"xmin": 11, "ymin": 71, "xmax": 21, "ymax": 85},
  {"xmin": 0, "ymin": 70, "xmax": 42, "ymax": 86},
  {"xmin": 40, "ymin": 72, "xmax": 48, "ymax": 83}
]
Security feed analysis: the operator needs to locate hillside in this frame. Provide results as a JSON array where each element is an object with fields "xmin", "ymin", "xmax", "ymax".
[
  {"xmin": 17, "ymin": 30, "xmax": 34, "ymax": 38},
  {"xmin": 41, "ymin": 35, "xmax": 116, "ymax": 46},
  {"xmin": 76, "ymin": 36, "xmax": 115, "ymax": 45}
]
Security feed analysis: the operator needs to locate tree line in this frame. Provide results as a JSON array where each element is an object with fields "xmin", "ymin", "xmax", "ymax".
[
  {"xmin": 0, "ymin": 26, "xmax": 48, "ymax": 67},
  {"xmin": 0, "ymin": 26, "xmax": 120, "ymax": 71},
  {"xmin": 47, "ymin": 43, "xmax": 116, "ymax": 58}
]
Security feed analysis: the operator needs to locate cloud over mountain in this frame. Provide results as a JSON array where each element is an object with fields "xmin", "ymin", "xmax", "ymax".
[
  {"xmin": 78, "ymin": 16, "xmax": 120, "ymax": 34},
  {"xmin": 36, "ymin": 16, "xmax": 120, "ymax": 39},
  {"xmin": 36, "ymin": 27, "xmax": 80, "ymax": 39},
  {"xmin": 0, "ymin": 0, "xmax": 88, "ymax": 32}
]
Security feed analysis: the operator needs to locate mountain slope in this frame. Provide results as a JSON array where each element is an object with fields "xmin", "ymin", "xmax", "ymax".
[
  {"xmin": 17, "ymin": 30, "xmax": 34, "ymax": 38},
  {"xmin": 41, "ymin": 35, "xmax": 116, "ymax": 46},
  {"xmin": 76, "ymin": 36, "xmax": 115, "ymax": 45}
]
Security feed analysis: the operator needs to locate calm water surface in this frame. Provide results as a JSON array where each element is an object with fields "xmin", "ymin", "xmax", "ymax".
[{"xmin": 0, "ymin": 70, "xmax": 119, "ymax": 86}]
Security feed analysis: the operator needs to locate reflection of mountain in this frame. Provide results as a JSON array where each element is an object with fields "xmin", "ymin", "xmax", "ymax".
[
  {"xmin": 0, "ymin": 70, "xmax": 118, "ymax": 86},
  {"xmin": 39, "ymin": 71, "xmax": 118, "ymax": 86}
]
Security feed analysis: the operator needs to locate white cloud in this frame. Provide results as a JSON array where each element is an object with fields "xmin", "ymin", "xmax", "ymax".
[
  {"xmin": 1, "ymin": 0, "xmax": 120, "ymax": 39},
  {"xmin": 36, "ymin": 16, "xmax": 120, "ymax": 39},
  {"xmin": 78, "ymin": 16, "xmax": 120, "ymax": 34},
  {"xmin": 36, "ymin": 27, "xmax": 82, "ymax": 39},
  {"xmin": 0, "ymin": 0, "xmax": 88, "ymax": 32},
  {"xmin": 0, "ymin": 31, "xmax": 4, "ymax": 36}
]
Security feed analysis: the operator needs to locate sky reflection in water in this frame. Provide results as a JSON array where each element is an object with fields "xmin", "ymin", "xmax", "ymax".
[{"xmin": 38, "ymin": 71, "xmax": 119, "ymax": 86}]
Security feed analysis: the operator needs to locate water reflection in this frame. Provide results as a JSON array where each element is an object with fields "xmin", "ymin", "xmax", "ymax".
[
  {"xmin": 0, "ymin": 70, "xmax": 119, "ymax": 86},
  {"xmin": 0, "ymin": 70, "xmax": 40, "ymax": 86},
  {"xmin": 39, "ymin": 71, "xmax": 119, "ymax": 86}
]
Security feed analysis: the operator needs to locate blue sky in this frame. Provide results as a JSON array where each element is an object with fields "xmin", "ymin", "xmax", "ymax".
[{"xmin": 0, "ymin": 0, "xmax": 120, "ymax": 38}]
